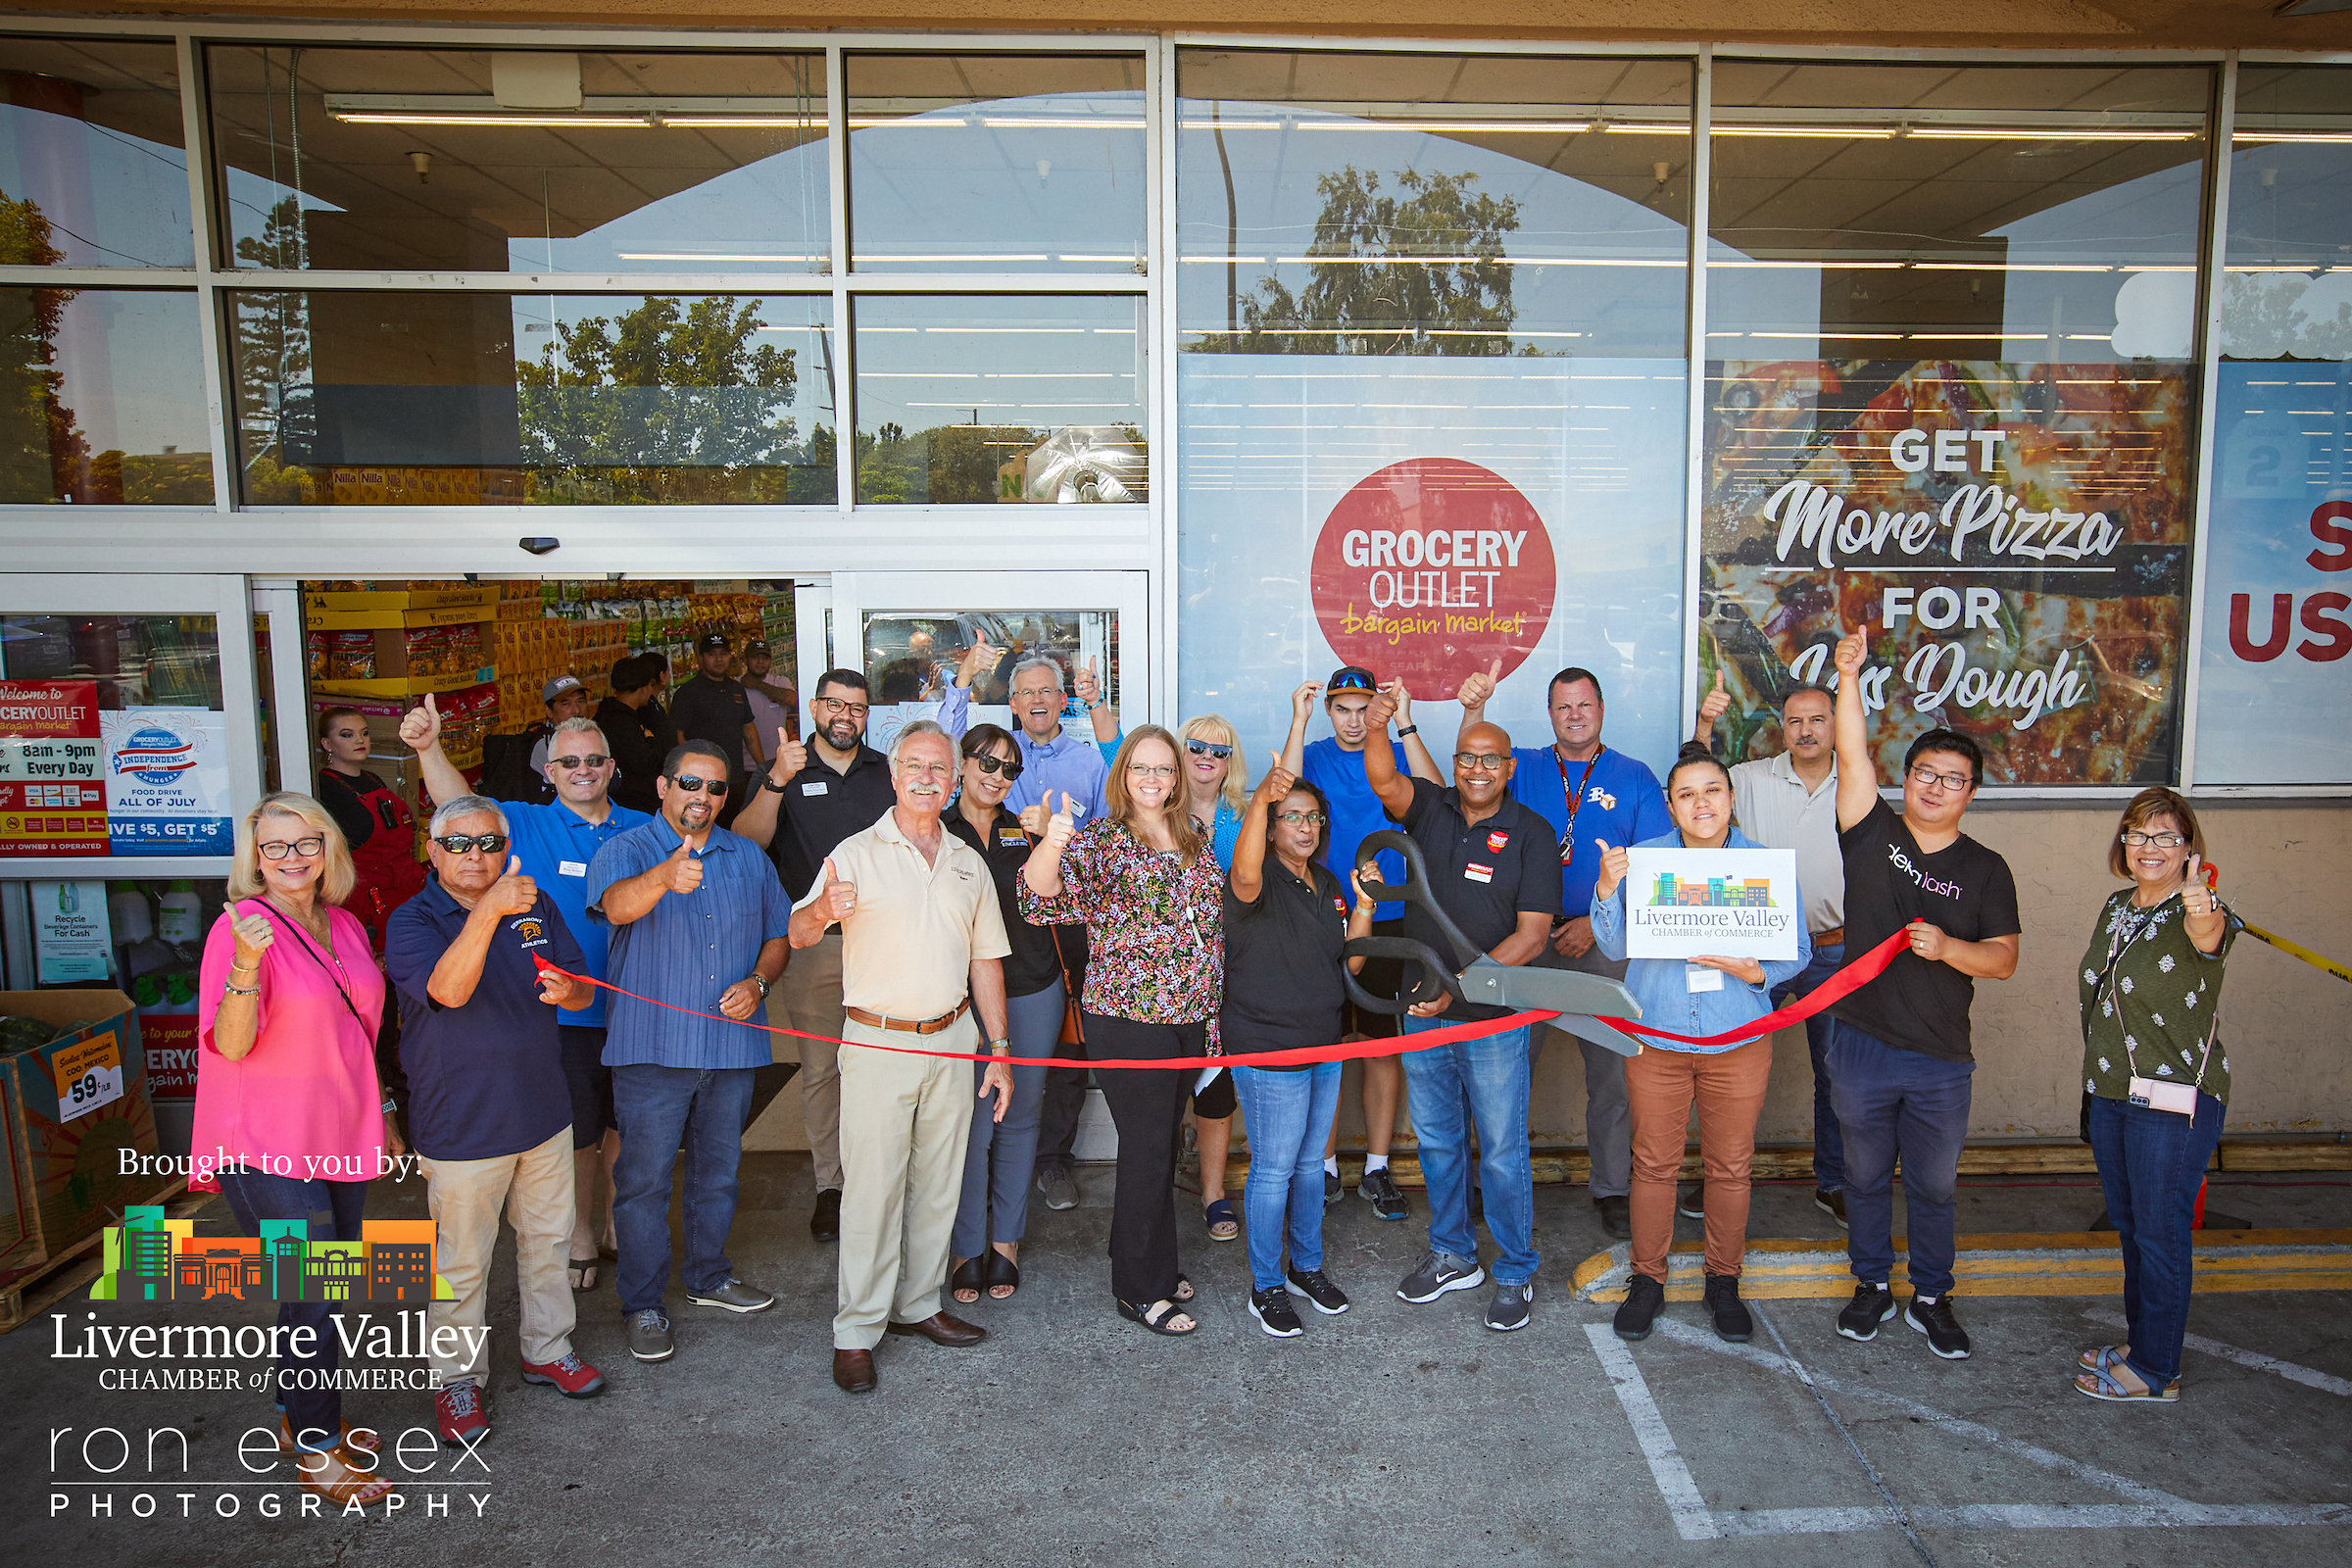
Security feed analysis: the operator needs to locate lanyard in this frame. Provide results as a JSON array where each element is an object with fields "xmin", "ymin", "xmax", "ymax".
[
  {"xmin": 1552, "ymin": 746, "xmax": 1605, "ymax": 866},
  {"xmin": 2094, "ymin": 895, "xmax": 2219, "ymax": 1090}
]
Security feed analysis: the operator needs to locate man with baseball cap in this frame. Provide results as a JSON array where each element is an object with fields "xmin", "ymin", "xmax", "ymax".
[
  {"xmin": 668, "ymin": 632, "xmax": 763, "ymax": 825},
  {"xmin": 739, "ymin": 640, "xmax": 795, "ymax": 774}
]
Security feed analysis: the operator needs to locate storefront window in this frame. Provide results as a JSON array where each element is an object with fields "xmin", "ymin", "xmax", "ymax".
[
  {"xmin": 227, "ymin": 291, "xmax": 835, "ymax": 505},
  {"xmin": 208, "ymin": 47, "xmax": 828, "ymax": 274},
  {"xmin": 847, "ymin": 53, "xmax": 1147, "ymax": 273},
  {"xmin": 0, "ymin": 37, "xmax": 191, "ymax": 269},
  {"xmin": 0, "ymin": 287, "xmax": 212, "ymax": 504},
  {"xmin": 851, "ymin": 295, "xmax": 1146, "ymax": 504},
  {"xmin": 1176, "ymin": 49, "xmax": 1692, "ymax": 763},
  {"xmin": 1700, "ymin": 62, "xmax": 2212, "ymax": 786},
  {"xmin": 859, "ymin": 609, "xmax": 1117, "ymax": 751},
  {"xmin": 2195, "ymin": 65, "xmax": 2352, "ymax": 786}
]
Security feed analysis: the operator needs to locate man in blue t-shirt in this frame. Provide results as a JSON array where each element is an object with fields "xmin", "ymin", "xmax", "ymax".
[
  {"xmin": 386, "ymin": 795, "xmax": 605, "ymax": 1447},
  {"xmin": 1298, "ymin": 664, "xmax": 1442, "ymax": 1221},
  {"xmin": 1455, "ymin": 662, "xmax": 1670, "ymax": 1241}
]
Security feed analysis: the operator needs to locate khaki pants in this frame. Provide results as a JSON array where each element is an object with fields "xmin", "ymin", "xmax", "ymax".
[
  {"xmin": 1626, "ymin": 1037, "xmax": 1773, "ymax": 1282},
  {"xmin": 782, "ymin": 930, "xmax": 847, "ymax": 1191},
  {"xmin": 421, "ymin": 1125, "xmax": 577, "ymax": 1381},
  {"xmin": 834, "ymin": 1014, "xmax": 976, "ymax": 1350}
]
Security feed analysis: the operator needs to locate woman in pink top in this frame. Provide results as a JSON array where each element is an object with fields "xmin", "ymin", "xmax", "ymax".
[{"xmin": 196, "ymin": 791, "xmax": 400, "ymax": 1506}]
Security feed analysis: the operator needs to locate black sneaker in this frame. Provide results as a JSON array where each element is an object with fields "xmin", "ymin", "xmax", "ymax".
[
  {"xmin": 1837, "ymin": 1282, "xmax": 1897, "ymax": 1342},
  {"xmin": 1396, "ymin": 1250, "xmax": 1484, "ymax": 1303},
  {"xmin": 1359, "ymin": 1166, "xmax": 1410, "ymax": 1221},
  {"xmin": 1322, "ymin": 1168, "xmax": 1343, "ymax": 1206},
  {"xmin": 1249, "ymin": 1285, "xmax": 1303, "ymax": 1338},
  {"xmin": 1594, "ymin": 1195, "xmax": 1631, "ymax": 1240},
  {"xmin": 1485, "ymin": 1280, "xmax": 1533, "ymax": 1333},
  {"xmin": 1677, "ymin": 1183, "xmax": 1705, "ymax": 1219},
  {"xmin": 1905, "ymin": 1294, "xmax": 1972, "ymax": 1359},
  {"xmin": 1613, "ymin": 1275, "xmax": 1665, "ymax": 1342},
  {"xmin": 1816, "ymin": 1187, "xmax": 1848, "ymax": 1228},
  {"xmin": 1284, "ymin": 1266, "xmax": 1350, "ymax": 1316},
  {"xmin": 1702, "ymin": 1273, "xmax": 1752, "ymax": 1343}
]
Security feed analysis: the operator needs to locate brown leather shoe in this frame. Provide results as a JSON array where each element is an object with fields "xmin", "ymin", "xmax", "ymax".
[
  {"xmin": 884, "ymin": 1311, "xmax": 987, "ymax": 1347},
  {"xmin": 831, "ymin": 1348, "xmax": 877, "ymax": 1394}
]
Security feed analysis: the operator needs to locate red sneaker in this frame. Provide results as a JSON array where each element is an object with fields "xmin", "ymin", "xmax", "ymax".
[
  {"xmin": 435, "ymin": 1380, "xmax": 490, "ymax": 1446},
  {"xmin": 519, "ymin": 1351, "xmax": 606, "ymax": 1398}
]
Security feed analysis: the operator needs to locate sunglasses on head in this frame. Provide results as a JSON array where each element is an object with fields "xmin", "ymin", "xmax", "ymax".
[
  {"xmin": 431, "ymin": 832, "xmax": 509, "ymax": 856},
  {"xmin": 665, "ymin": 774, "xmax": 729, "ymax": 796},
  {"xmin": 1185, "ymin": 738, "xmax": 1233, "ymax": 760},
  {"xmin": 970, "ymin": 754, "xmax": 1024, "ymax": 781},
  {"xmin": 550, "ymin": 753, "xmax": 611, "ymax": 770},
  {"xmin": 1328, "ymin": 667, "xmax": 1377, "ymax": 691}
]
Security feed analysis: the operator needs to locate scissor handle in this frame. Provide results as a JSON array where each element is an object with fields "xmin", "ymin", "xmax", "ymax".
[
  {"xmin": 1339, "ymin": 934, "xmax": 1460, "ymax": 1016},
  {"xmin": 1352, "ymin": 829, "xmax": 1487, "ymax": 971}
]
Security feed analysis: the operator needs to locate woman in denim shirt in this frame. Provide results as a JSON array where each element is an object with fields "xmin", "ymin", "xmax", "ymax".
[{"xmin": 1592, "ymin": 744, "xmax": 1811, "ymax": 1346}]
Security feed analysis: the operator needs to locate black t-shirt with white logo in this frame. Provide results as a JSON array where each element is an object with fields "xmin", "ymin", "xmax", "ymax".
[
  {"xmin": 1394, "ymin": 778, "xmax": 1563, "ymax": 1022},
  {"xmin": 1831, "ymin": 798, "xmax": 2020, "ymax": 1062}
]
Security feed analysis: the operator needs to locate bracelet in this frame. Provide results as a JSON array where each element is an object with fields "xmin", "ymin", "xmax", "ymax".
[
  {"xmin": 1396, "ymin": 724, "xmax": 1418, "ymax": 738},
  {"xmin": 748, "ymin": 973, "xmax": 771, "ymax": 1000},
  {"xmin": 380, "ymin": 1097, "xmax": 398, "ymax": 1114},
  {"xmin": 988, "ymin": 1040, "xmax": 1012, "ymax": 1056},
  {"xmin": 222, "ymin": 982, "xmax": 259, "ymax": 998}
]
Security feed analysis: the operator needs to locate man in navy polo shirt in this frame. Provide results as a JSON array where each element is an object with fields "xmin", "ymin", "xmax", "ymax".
[
  {"xmin": 1456, "ymin": 662, "xmax": 1670, "ymax": 1241},
  {"xmin": 405, "ymin": 703, "xmax": 652, "ymax": 1291},
  {"xmin": 386, "ymin": 795, "xmax": 605, "ymax": 1449}
]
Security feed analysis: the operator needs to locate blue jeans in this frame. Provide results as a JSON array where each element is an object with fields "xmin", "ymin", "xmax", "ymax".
[
  {"xmin": 2087, "ymin": 1090, "xmax": 2226, "ymax": 1388},
  {"xmin": 1776, "ymin": 942, "xmax": 1846, "ymax": 1191},
  {"xmin": 217, "ymin": 1168, "xmax": 368, "ymax": 1447},
  {"xmin": 1400, "ymin": 1016, "xmax": 1537, "ymax": 1285},
  {"xmin": 611, "ymin": 1063, "xmax": 756, "ymax": 1315},
  {"xmin": 1826, "ymin": 1021, "xmax": 1973, "ymax": 1298},
  {"xmin": 952, "ymin": 983, "xmax": 1059, "ymax": 1256},
  {"xmin": 1230, "ymin": 1062, "xmax": 1344, "ymax": 1292}
]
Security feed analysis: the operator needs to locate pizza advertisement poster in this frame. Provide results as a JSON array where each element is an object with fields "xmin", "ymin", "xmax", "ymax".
[
  {"xmin": 1623, "ymin": 847, "xmax": 1801, "ymax": 961},
  {"xmin": 1699, "ymin": 358, "xmax": 2194, "ymax": 786}
]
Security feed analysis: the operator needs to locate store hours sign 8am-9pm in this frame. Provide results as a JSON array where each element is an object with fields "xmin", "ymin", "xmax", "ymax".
[
  {"xmin": 0, "ymin": 680, "xmax": 108, "ymax": 856},
  {"xmin": 1699, "ymin": 358, "xmax": 2193, "ymax": 785}
]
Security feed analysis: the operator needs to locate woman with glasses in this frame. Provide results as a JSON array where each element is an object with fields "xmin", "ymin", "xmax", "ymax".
[
  {"xmin": 944, "ymin": 724, "xmax": 1057, "ymax": 1303},
  {"xmin": 1020, "ymin": 726, "xmax": 1224, "ymax": 1337},
  {"xmin": 313, "ymin": 707, "xmax": 424, "ymax": 953},
  {"xmin": 195, "ymin": 793, "xmax": 399, "ymax": 1506},
  {"xmin": 2073, "ymin": 789, "xmax": 2241, "ymax": 1403}
]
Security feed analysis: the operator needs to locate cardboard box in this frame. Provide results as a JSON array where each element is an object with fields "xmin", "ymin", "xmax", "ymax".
[
  {"xmin": 304, "ymin": 603, "xmax": 498, "ymax": 632},
  {"xmin": 0, "ymin": 990, "xmax": 160, "ymax": 1287},
  {"xmin": 303, "ymin": 586, "xmax": 499, "ymax": 613}
]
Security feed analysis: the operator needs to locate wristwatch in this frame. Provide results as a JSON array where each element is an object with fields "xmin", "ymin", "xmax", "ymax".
[
  {"xmin": 748, "ymin": 973, "xmax": 771, "ymax": 1000},
  {"xmin": 988, "ymin": 1039, "xmax": 1012, "ymax": 1056},
  {"xmin": 760, "ymin": 774, "xmax": 789, "ymax": 794},
  {"xmin": 1396, "ymin": 724, "xmax": 1419, "ymax": 738}
]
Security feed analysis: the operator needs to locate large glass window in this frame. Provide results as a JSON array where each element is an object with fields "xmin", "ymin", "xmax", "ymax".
[
  {"xmin": 0, "ymin": 287, "xmax": 212, "ymax": 504},
  {"xmin": 2195, "ymin": 65, "xmax": 2352, "ymax": 785},
  {"xmin": 1700, "ymin": 63, "xmax": 2211, "ymax": 786},
  {"xmin": 1175, "ymin": 50, "xmax": 1691, "ymax": 764},
  {"xmin": 858, "ymin": 608, "xmax": 1118, "ymax": 750},
  {"xmin": 851, "ymin": 295, "xmax": 1146, "ymax": 504},
  {"xmin": 0, "ymin": 37, "xmax": 191, "ymax": 269},
  {"xmin": 848, "ymin": 53, "xmax": 1147, "ymax": 273},
  {"xmin": 208, "ymin": 47, "xmax": 828, "ymax": 274},
  {"xmin": 228, "ymin": 291, "xmax": 834, "ymax": 505}
]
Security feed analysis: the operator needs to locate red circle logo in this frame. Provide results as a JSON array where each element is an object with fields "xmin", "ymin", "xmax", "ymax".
[{"xmin": 1309, "ymin": 458, "xmax": 1557, "ymax": 700}]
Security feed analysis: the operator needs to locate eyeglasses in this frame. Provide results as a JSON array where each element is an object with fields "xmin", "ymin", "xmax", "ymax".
[
  {"xmin": 1452, "ymin": 753, "xmax": 1510, "ymax": 773},
  {"xmin": 1328, "ymin": 667, "xmax": 1377, "ymax": 691},
  {"xmin": 1129, "ymin": 764, "xmax": 1179, "ymax": 780},
  {"xmin": 665, "ymin": 774, "xmax": 730, "ymax": 796},
  {"xmin": 814, "ymin": 697, "xmax": 869, "ymax": 718},
  {"xmin": 1909, "ymin": 764, "xmax": 1975, "ymax": 792},
  {"xmin": 550, "ymin": 754, "xmax": 612, "ymax": 770},
  {"xmin": 430, "ymin": 833, "xmax": 509, "ymax": 856},
  {"xmin": 1010, "ymin": 685, "xmax": 1064, "ymax": 704},
  {"xmin": 970, "ymin": 754, "xmax": 1024, "ymax": 781},
  {"xmin": 1185, "ymin": 739, "xmax": 1233, "ymax": 760},
  {"xmin": 2121, "ymin": 830, "xmax": 2187, "ymax": 849},
  {"xmin": 1275, "ymin": 810, "xmax": 1326, "ymax": 826},
  {"xmin": 258, "ymin": 837, "xmax": 325, "ymax": 859}
]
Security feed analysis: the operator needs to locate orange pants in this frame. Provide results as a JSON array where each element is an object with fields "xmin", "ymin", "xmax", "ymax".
[{"xmin": 1625, "ymin": 1036, "xmax": 1773, "ymax": 1282}]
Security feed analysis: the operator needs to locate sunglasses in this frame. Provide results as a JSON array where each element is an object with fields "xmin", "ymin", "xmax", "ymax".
[
  {"xmin": 258, "ymin": 837, "xmax": 325, "ymax": 860},
  {"xmin": 665, "ymin": 774, "xmax": 730, "ymax": 796},
  {"xmin": 1185, "ymin": 739, "xmax": 1233, "ymax": 760},
  {"xmin": 1328, "ymin": 668, "xmax": 1377, "ymax": 691},
  {"xmin": 550, "ymin": 754, "xmax": 612, "ymax": 770},
  {"xmin": 431, "ymin": 833, "xmax": 509, "ymax": 856},
  {"xmin": 970, "ymin": 754, "xmax": 1025, "ymax": 781}
]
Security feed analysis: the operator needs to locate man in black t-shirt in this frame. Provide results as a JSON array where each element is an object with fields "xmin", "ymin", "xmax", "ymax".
[
  {"xmin": 1827, "ymin": 632, "xmax": 2021, "ymax": 1361},
  {"xmin": 666, "ymin": 633, "xmax": 762, "ymax": 823}
]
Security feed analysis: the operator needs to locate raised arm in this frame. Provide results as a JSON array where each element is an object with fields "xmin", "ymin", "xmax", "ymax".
[
  {"xmin": 1833, "ymin": 631, "xmax": 1877, "ymax": 831},
  {"xmin": 1229, "ymin": 754, "xmax": 1296, "ymax": 906},
  {"xmin": 1393, "ymin": 681, "xmax": 1442, "ymax": 782},
  {"xmin": 729, "ymin": 727, "xmax": 806, "ymax": 851},
  {"xmin": 1694, "ymin": 667, "xmax": 1729, "ymax": 748},
  {"xmin": 1074, "ymin": 656, "xmax": 1118, "ymax": 745},
  {"xmin": 1360, "ymin": 684, "xmax": 1418, "ymax": 820},
  {"xmin": 1453, "ymin": 657, "xmax": 1500, "ymax": 760},
  {"xmin": 1281, "ymin": 680, "xmax": 1315, "ymax": 775},
  {"xmin": 398, "ymin": 694, "xmax": 470, "ymax": 807}
]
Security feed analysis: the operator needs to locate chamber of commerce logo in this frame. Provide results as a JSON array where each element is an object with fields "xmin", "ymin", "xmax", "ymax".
[
  {"xmin": 1647, "ymin": 873, "xmax": 1778, "ymax": 909},
  {"xmin": 110, "ymin": 725, "xmax": 199, "ymax": 785},
  {"xmin": 88, "ymin": 1206, "xmax": 454, "ymax": 1304}
]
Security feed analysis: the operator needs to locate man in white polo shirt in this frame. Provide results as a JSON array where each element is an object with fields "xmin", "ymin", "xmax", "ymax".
[{"xmin": 1695, "ymin": 671, "xmax": 1849, "ymax": 1227}]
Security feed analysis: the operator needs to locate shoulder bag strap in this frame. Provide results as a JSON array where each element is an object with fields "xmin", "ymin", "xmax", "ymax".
[{"xmin": 252, "ymin": 898, "xmax": 369, "ymax": 1034}]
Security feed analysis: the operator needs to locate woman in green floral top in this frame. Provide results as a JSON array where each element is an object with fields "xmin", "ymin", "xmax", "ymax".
[
  {"xmin": 2073, "ymin": 787, "xmax": 2239, "ymax": 1403},
  {"xmin": 1021, "ymin": 724, "xmax": 1224, "ymax": 1337}
]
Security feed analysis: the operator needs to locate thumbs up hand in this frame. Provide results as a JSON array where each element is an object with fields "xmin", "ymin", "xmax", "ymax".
[
  {"xmin": 1593, "ymin": 838, "xmax": 1631, "ymax": 901},
  {"xmin": 1074, "ymin": 656, "xmax": 1102, "ymax": 709},
  {"xmin": 1698, "ymin": 666, "xmax": 1732, "ymax": 727},
  {"xmin": 771, "ymin": 727, "xmax": 807, "ymax": 784},
  {"xmin": 2182, "ymin": 853, "xmax": 2216, "ymax": 918},
  {"xmin": 660, "ymin": 838, "xmax": 705, "ymax": 896},
  {"xmin": 1039, "ymin": 791, "xmax": 1081, "ymax": 857},
  {"xmin": 223, "ymin": 900, "xmax": 274, "ymax": 969},
  {"xmin": 484, "ymin": 854, "xmax": 538, "ymax": 918},
  {"xmin": 1458, "ymin": 657, "xmax": 1502, "ymax": 711},
  {"xmin": 816, "ymin": 857, "xmax": 858, "ymax": 921},
  {"xmin": 398, "ymin": 691, "xmax": 442, "ymax": 753},
  {"xmin": 1252, "ymin": 750, "xmax": 1298, "ymax": 809}
]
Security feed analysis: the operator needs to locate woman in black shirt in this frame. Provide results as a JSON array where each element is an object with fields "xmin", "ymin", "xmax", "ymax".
[{"xmin": 1224, "ymin": 760, "xmax": 1373, "ymax": 1337}]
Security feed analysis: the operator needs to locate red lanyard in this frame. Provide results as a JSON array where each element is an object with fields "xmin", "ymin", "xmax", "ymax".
[{"xmin": 1552, "ymin": 746, "xmax": 1605, "ymax": 866}]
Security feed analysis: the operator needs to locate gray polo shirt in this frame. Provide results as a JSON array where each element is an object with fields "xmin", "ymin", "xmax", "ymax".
[{"xmin": 1728, "ymin": 751, "xmax": 1844, "ymax": 935}]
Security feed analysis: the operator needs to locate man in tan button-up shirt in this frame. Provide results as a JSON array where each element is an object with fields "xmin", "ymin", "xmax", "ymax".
[{"xmin": 791, "ymin": 720, "xmax": 1013, "ymax": 1394}]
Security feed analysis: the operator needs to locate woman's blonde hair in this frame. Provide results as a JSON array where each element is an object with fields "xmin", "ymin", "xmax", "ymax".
[
  {"xmin": 226, "ymin": 792, "xmax": 357, "ymax": 906},
  {"xmin": 1105, "ymin": 725, "xmax": 1207, "ymax": 864},
  {"xmin": 1182, "ymin": 712, "xmax": 1251, "ymax": 823}
]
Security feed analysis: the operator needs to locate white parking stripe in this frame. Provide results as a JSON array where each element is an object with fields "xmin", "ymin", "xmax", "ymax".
[
  {"xmin": 1713, "ymin": 1503, "xmax": 2351, "ymax": 1536},
  {"xmin": 1583, "ymin": 1324, "xmax": 1719, "ymax": 1542},
  {"xmin": 2082, "ymin": 1308, "xmax": 2352, "ymax": 1397}
]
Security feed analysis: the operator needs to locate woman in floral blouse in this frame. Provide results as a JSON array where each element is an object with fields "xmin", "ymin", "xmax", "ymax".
[
  {"xmin": 2073, "ymin": 786, "xmax": 2240, "ymax": 1403},
  {"xmin": 1020, "ymin": 724, "xmax": 1224, "ymax": 1336}
]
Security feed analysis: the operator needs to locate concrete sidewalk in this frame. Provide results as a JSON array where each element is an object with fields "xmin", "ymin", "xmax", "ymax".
[{"xmin": 10, "ymin": 1158, "xmax": 2349, "ymax": 1566}]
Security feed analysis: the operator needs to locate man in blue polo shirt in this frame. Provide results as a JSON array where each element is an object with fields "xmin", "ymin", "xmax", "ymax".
[
  {"xmin": 386, "ymin": 795, "xmax": 604, "ymax": 1448},
  {"xmin": 586, "ymin": 740, "xmax": 792, "ymax": 1366},
  {"xmin": 1455, "ymin": 662, "xmax": 1670, "ymax": 1240},
  {"xmin": 405, "ymin": 701, "xmax": 651, "ymax": 1291}
]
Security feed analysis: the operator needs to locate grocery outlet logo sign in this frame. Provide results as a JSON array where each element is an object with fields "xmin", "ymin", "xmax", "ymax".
[{"xmin": 109, "ymin": 724, "xmax": 200, "ymax": 783}]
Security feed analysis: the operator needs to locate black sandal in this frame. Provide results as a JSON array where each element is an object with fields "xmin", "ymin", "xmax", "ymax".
[
  {"xmin": 984, "ymin": 1250, "xmax": 1020, "ymax": 1299},
  {"xmin": 567, "ymin": 1258, "xmax": 600, "ymax": 1292},
  {"xmin": 1117, "ymin": 1297, "xmax": 1198, "ymax": 1336},
  {"xmin": 949, "ymin": 1255, "xmax": 986, "ymax": 1305}
]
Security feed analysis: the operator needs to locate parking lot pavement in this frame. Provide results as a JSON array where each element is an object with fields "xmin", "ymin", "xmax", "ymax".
[{"xmin": 10, "ymin": 1160, "xmax": 2347, "ymax": 1567}]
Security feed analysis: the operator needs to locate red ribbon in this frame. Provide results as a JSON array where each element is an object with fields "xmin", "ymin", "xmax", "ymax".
[{"xmin": 532, "ymin": 927, "xmax": 1906, "ymax": 1067}]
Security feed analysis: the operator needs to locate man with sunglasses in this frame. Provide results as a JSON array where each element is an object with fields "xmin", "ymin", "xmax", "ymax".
[
  {"xmin": 733, "ymin": 667, "xmax": 897, "ymax": 1245},
  {"xmin": 405, "ymin": 704, "xmax": 651, "ymax": 1292},
  {"xmin": 668, "ymin": 632, "xmax": 764, "ymax": 825},
  {"xmin": 586, "ymin": 741, "xmax": 793, "ymax": 1365},
  {"xmin": 1825, "ymin": 631, "xmax": 2019, "ymax": 1362}
]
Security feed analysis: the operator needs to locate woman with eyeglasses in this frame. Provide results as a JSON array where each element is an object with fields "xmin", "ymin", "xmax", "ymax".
[
  {"xmin": 943, "ymin": 724, "xmax": 1059, "ymax": 1303},
  {"xmin": 195, "ymin": 793, "xmax": 400, "ymax": 1506},
  {"xmin": 2072, "ymin": 788, "xmax": 2240, "ymax": 1403},
  {"xmin": 314, "ymin": 707, "xmax": 425, "ymax": 953},
  {"xmin": 1020, "ymin": 726, "xmax": 1224, "ymax": 1337}
]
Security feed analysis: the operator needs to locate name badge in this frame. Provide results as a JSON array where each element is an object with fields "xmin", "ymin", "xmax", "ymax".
[
  {"xmin": 999, "ymin": 833, "xmax": 1029, "ymax": 848},
  {"xmin": 1686, "ymin": 963, "xmax": 1724, "ymax": 994},
  {"xmin": 1464, "ymin": 862, "xmax": 1494, "ymax": 884},
  {"xmin": 802, "ymin": 781, "xmax": 828, "ymax": 796},
  {"xmin": 559, "ymin": 859, "xmax": 587, "ymax": 877}
]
